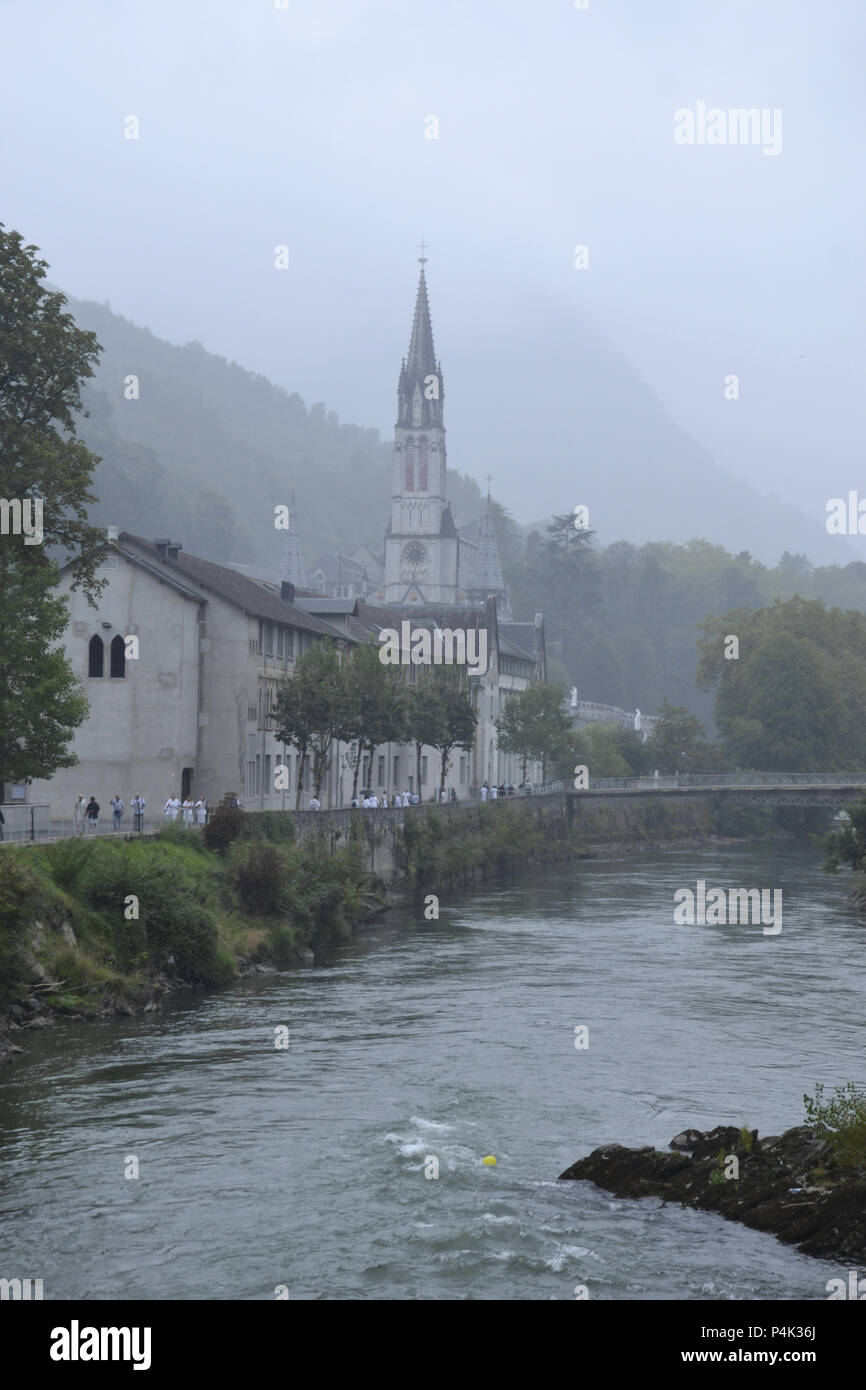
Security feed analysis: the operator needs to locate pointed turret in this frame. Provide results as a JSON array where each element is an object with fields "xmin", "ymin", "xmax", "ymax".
[
  {"xmin": 397, "ymin": 259, "xmax": 444, "ymax": 429},
  {"xmin": 279, "ymin": 489, "xmax": 307, "ymax": 590},
  {"xmin": 464, "ymin": 488, "xmax": 511, "ymax": 619}
]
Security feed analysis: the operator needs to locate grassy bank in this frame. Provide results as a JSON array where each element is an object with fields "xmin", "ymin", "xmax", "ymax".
[
  {"xmin": 0, "ymin": 793, "xmax": 788, "ymax": 1028},
  {"xmin": 0, "ymin": 825, "xmax": 368, "ymax": 1018}
]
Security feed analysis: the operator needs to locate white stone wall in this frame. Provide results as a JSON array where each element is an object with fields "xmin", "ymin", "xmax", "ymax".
[{"xmin": 28, "ymin": 553, "xmax": 201, "ymax": 818}]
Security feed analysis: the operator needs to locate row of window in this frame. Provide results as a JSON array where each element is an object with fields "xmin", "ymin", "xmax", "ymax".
[
  {"xmin": 242, "ymin": 750, "xmax": 471, "ymax": 801},
  {"xmin": 258, "ymin": 621, "xmax": 318, "ymax": 660},
  {"xmin": 88, "ymin": 634, "xmax": 126, "ymax": 678}
]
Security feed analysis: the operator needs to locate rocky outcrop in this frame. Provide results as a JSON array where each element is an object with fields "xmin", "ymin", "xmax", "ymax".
[{"xmin": 559, "ymin": 1124, "xmax": 866, "ymax": 1263}]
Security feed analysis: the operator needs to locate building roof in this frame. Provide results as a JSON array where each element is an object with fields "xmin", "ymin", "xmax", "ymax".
[{"xmin": 118, "ymin": 534, "xmax": 344, "ymax": 638}]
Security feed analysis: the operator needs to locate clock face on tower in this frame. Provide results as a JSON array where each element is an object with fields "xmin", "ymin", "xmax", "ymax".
[{"xmin": 403, "ymin": 541, "xmax": 427, "ymax": 568}]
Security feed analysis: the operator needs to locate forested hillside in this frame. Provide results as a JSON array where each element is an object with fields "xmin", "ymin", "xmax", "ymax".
[{"xmin": 69, "ymin": 295, "xmax": 484, "ymax": 566}]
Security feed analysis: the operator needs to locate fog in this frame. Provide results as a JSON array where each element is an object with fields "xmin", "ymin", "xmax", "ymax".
[{"xmin": 1, "ymin": 0, "xmax": 863, "ymax": 557}]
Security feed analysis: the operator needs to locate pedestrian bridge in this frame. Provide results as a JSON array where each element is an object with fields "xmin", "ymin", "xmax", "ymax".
[{"xmin": 556, "ymin": 773, "xmax": 866, "ymax": 808}]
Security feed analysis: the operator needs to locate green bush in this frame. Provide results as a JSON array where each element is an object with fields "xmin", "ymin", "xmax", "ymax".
[
  {"xmin": 235, "ymin": 843, "xmax": 287, "ymax": 916},
  {"xmin": 203, "ymin": 796, "xmax": 245, "ymax": 855},
  {"xmin": 804, "ymin": 1082, "xmax": 866, "ymax": 1172}
]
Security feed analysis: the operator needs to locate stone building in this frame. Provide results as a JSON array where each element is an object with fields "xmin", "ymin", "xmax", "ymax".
[{"xmin": 24, "ymin": 256, "xmax": 547, "ymax": 822}]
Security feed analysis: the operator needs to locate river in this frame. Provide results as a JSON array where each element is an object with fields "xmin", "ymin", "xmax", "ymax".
[{"xmin": 0, "ymin": 842, "xmax": 860, "ymax": 1300}]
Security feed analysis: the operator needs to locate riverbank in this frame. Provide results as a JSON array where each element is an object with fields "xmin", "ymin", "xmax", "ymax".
[
  {"xmin": 0, "ymin": 793, "xmax": 794, "ymax": 1059},
  {"xmin": 559, "ymin": 1122, "xmax": 866, "ymax": 1265}
]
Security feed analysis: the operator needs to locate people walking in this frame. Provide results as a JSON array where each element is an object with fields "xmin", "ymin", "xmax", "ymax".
[
  {"xmin": 195, "ymin": 797, "xmax": 207, "ymax": 826},
  {"xmin": 110, "ymin": 795, "xmax": 124, "ymax": 831},
  {"xmin": 490, "ymin": 784, "xmax": 498, "ymax": 800},
  {"xmin": 85, "ymin": 797, "xmax": 100, "ymax": 834},
  {"xmin": 181, "ymin": 797, "xmax": 194, "ymax": 825},
  {"xmin": 163, "ymin": 795, "xmax": 180, "ymax": 821},
  {"xmin": 308, "ymin": 796, "xmax": 321, "ymax": 811},
  {"xmin": 480, "ymin": 782, "xmax": 488, "ymax": 803},
  {"xmin": 131, "ymin": 794, "xmax": 146, "ymax": 831},
  {"xmin": 74, "ymin": 795, "xmax": 86, "ymax": 836}
]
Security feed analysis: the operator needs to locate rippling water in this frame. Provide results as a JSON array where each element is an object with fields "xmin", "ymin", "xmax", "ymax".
[{"xmin": 0, "ymin": 842, "xmax": 860, "ymax": 1299}]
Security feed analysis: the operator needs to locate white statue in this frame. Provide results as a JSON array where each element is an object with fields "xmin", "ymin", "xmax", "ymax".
[
  {"xmin": 570, "ymin": 686, "xmax": 578, "ymax": 708},
  {"xmin": 633, "ymin": 708, "xmax": 642, "ymax": 732}
]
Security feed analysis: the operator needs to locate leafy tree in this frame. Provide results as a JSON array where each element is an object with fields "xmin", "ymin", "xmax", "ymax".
[
  {"xmin": 405, "ymin": 668, "xmax": 476, "ymax": 801},
  {"xmin": 495, "ymin": 682, "xmax": 572, "ymax": 783},
  {"xmin": 698, "ymin": 598, "xmax": 866, "ymax": 771},
  {"xmin": 274, "ymin": 641, "xmax": 345, "ymax": 805},
  {"xmin": 272, "ymin": 668, "xmax": 315, "ymax": 811},
  {"xmin": 340, "ymin": 640, "xmax": 406, "ymax": 797},
  {"xmin": 0, "ymin": 226, "xmax": 105, "ymax": 592},
  {"xmin": 0, "ymin": 226, "xmax": 105, "ymax": 789},
  {"xmin": 643, "ymin": 699, "xmax": 720, "ymax": 774},
  {"xmin": 821, "ymin": 797, "xmax": 866, "ymax": 873},
  {"xmin": 0, "ymin": 562, "xmax": 89, "ymax": 791},
  {"xmin": 406, "ymin": 677, "xmax": 446, "ymax": 801},
  {"xmin": 568, "ymin": 722, "xmax": 653, "ymax": 780},
  {"xmin": 429, "ymin": 668, "xmax": 477, "ymax": 800}
]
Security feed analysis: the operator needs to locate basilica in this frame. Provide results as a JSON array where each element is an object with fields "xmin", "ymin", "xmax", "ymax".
[{"xmin": 23, "ymin": 259, "xmax": 546, "ymax": 824}]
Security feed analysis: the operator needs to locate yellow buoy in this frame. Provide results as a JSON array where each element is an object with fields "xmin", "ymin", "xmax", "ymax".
[{"xmin": 482, "ymin": 1155, "xmax": 497, "ymax": 1166}]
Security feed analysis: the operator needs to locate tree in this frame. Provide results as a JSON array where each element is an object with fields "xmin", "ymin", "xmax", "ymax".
[
  {"xmin": 405, "ymin": 668, "xmax": 477, "ymax": 801},
  {"xmin": 340, "ymin": 640, "xmax": 406, "ymax": 797},
  {"xmin": 697, "ymin": 598, "xmax": 866, "ymax": 772},
  {"xmin": 273, "ymin": 642, "xmax": 346, "ymax": 805},
  {"xmin": 273, "ymin": 655, "xmax": 317, "ymax": 810},
  {"xmin": 406, "ymin": 677, "xmax": 446, "ymax": 801},
  {"xmin": 644, "ymin": 699, "xmax": 720, "ymax": 774},
  {"xmin": 431, "ymin": 668, "xmax": 477, "ymax": 800},
  {"xmin": 0, "ymin": 226, "xmax": 105, "ymax": 789},
  {"xmin": 0, "ymin": 225, "xmax": 105, "ymax": 594},
  {"xmin": 0, "ymin": 562, "xmax": 89, "ymax": 791},
  {"xmin": 567, "ymin": 722, "xmax": 653, "ymax": 780},
  {"xmin": 495, "ymin": 683, "xmax": 573, "ymax": 783}
]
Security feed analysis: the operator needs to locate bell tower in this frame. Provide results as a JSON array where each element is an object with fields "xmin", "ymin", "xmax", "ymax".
[{"xmin": 383, "ymin": 248, "xmax": 459, "ymax": 604}]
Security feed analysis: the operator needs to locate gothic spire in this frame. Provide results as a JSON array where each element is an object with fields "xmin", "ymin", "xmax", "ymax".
[
  {"xmin": 397, "ymin": 250, "xmax": 444, "ymax": 429},
  {"xmin": 279, "ymin": 488, "xmax": 307, "ymax": 589},
  {"xmin": 465, "ymin": 490, "xmax": 510, "ymax": 618}
]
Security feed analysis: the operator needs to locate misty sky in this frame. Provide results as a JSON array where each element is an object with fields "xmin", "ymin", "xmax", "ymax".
[{"xmin": 1, "ymin": 0, "xmax": 864, "ymax": 540}]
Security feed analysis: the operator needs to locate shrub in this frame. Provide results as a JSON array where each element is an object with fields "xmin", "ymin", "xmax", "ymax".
[
  {"xmin": 235, "ymin": 843, "xmax": 287, "ymax": 917},
  {"xmin": 804, "ymin": 1082, "xmax": 866, "ymax": 1172},
  {"xmin": 204, "ymin": 796, "xmax": 245, "ymax": 855}
]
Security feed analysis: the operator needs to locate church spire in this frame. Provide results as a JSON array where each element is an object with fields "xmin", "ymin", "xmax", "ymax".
[
  {"xmin": 465, "ymin": 486, "xmax": 511, "ymax": 619},
  {"xmin": 279, "ymin": 488, "xmax": 307, "ymax": 589},
  {"xmin": 397, "ymin": 246, "xmax": 444, "ymax": 429}
]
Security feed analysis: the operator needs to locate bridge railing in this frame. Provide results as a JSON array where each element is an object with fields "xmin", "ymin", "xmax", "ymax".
[{"xmin": 583, "ymin": 773, "xmax": 866, "ymax": 792}]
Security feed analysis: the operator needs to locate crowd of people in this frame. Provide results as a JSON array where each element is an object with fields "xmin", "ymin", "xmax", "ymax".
[
  {"xmin": 305, "ymin": 780, "xmax": 534, "ymax": 810},
  {"xmin": 70, "ymin": 793, "xmax": 209, "ymax": 834}
]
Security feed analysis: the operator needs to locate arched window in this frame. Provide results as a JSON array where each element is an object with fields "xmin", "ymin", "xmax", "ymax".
[
  {"xmin": 110, "ymin": 633, "xmax": 126, "ymax": 678},
  {"xmin": 417, "ymin": 438, "xmax": 428, "ymax": 490},
  {"xmin": 88, "ymin": 634, "xmax": 104, "ymax": 677},
  {"xmin": 404, "ymin": 437, "xmax": 414, "ymax": 491}
]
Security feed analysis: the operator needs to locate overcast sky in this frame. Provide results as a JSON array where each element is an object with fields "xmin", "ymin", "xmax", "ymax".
[{"xmin": 1, "ymin": 0, "xmax": 863, "ymax": 541}]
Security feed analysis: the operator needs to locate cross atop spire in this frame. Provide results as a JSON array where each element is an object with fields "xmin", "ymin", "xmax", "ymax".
[
  {"xmin": 485, "ymin": 474, "xmax": 493, "ymax": 500},
  {"xmin": 417, "ymin": 238, "xmax": 428, "ymax": 267}
]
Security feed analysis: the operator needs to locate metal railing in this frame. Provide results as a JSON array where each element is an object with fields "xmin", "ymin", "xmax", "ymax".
[
  {"xmin": 583, "ymin": 772, "xmax": 866, "ymax": 792},
  {"xmin": 0, "ymin": 804, "xmax": 50, "ymax": 842}
]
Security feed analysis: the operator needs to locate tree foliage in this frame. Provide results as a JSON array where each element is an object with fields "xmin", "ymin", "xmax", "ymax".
[{"xmin": 495, "ymin": 682, "xmax": 573, "ymax": 782}]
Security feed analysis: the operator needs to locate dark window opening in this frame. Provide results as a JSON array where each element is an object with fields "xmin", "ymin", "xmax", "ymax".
[
  {"xmin": 110, "ymin": 633, "xmax": 126, "ymax": 678},
  {"xmin": 88, "ymin": 634, "xmax": 104, "ymax": 677}
]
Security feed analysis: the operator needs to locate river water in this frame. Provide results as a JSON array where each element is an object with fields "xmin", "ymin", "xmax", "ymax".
[{"xmin": 1, "ymin": 842, "xmax": 861, "ymax": 1300}]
